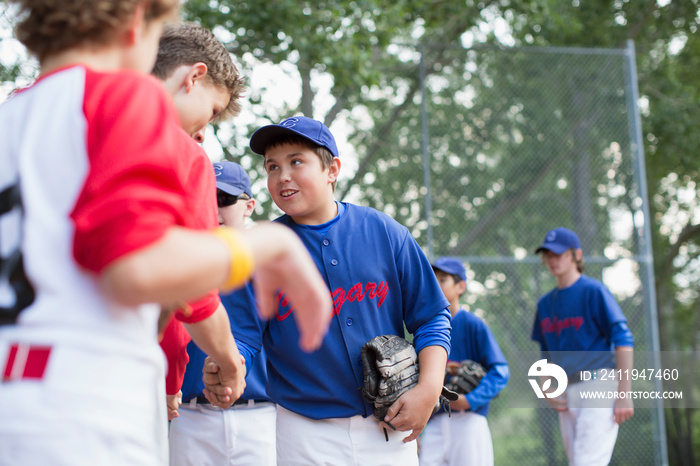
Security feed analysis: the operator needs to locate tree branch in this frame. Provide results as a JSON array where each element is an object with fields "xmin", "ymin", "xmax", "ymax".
[
  {"xmin": 657, "ymin": 222, "xmax": 700, "ymax": 283},
  {"xmin": 625, "ymin": 1, "xmax": 659, "ymax": 43}
]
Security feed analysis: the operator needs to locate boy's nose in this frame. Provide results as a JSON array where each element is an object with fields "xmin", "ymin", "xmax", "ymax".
[
  {"xmin": 278, "ymin": 167, "xmax": 292, "ymax": 182},
  {"xmin": 193, "ymin": 129, "xmax": 205, "ymax": 143}
]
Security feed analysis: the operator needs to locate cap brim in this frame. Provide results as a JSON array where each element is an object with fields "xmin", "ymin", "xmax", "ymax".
[
  {"xmin": 250, "ymin": 125, "xmax": 308, "ymax": 156},
  {"xmin": 432, "ymin": 264, "xmax": 450, "ymax": 274},
  {"xmin": 535, "ymin": 243, "xmax": 569, "ymax": 254},
  {"xmin": 216, "ymin": 182, "xmax": 245, "ymax": 197},
  {"xmin": 432, "ymin": 264, "xmax": 466, "ymax": 281}
]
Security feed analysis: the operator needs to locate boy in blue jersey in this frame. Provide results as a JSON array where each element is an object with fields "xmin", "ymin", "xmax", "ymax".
[
  {"xmin": 205, "ymin": 116, "xmax": 451, "ymax": 465},
  {"xmin": 419, "ymin": 257, "xmax": 509, "ymax": 466},
  {"xmin": 532, "ymin": 227, "xmax": 634, "ymax": 465},
  {"xmin": 169, "ymin": 161, "xmax": 276, "ymax": 466}
]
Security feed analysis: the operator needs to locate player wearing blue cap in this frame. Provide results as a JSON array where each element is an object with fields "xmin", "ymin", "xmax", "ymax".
[
  {"xmin": 532, "ymin": 227, "xmax": 635, "ymax": 465},
  {"xmin": 168, "ymin": 161, "xmax": 276, "ymax": 465},
  {"xmin": 419, "ymin": 257, "xmax": 509, "ymax": 466},
  {"xmin": 204, "ymin": 116, "xmax": 452, "ymax": 465}
]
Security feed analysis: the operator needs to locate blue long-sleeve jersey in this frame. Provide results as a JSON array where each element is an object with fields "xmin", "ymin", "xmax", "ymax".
[
  {"xmin": 438, "ymin": 309, "xmax": 508, "ymax": 418},
  {"xmin": 531, "ymin": 275, "xmax": 634, "ymax": 377}
]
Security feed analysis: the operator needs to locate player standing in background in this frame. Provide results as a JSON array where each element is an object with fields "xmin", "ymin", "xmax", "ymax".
[
  {"xmin": 169, "ymin": 161, "xmax": 277, "ymax": 466},
  {"xmin": 419, "ymin": 257, "xmax": 509, "ymax": 466},
  {"xmin": 204, "ymin": 115, "xmax": 452, "ymax": 465},
  {"xmin": 148, "ymin": 20, "xmax": 248, "ymax": 419},
  {"xmin": 0, "ymin": 2, "xmax": 331, "ymax": 464},
  {"xmin": 532, "ymin": 227, "xmax": 634, "ymax": 465}
]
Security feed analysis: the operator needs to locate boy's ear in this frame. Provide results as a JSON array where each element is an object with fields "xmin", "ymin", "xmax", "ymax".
[
  {"xmin": 244, "ymin": 199, "xmax": 256, "ymax": 218},
  {"xmin": 124, "ymin": 2, "xmax": 147, "ymax": 45},
  {"xmin": 456, "ymin": 279, "xmax": 467, "ymax": 295},
  {"xmin": 184, "ymin": 63, "xmax": 209, "ymax": 93},
  {"xmin": 327, "ymin": 157, "xmax": 341, "ymax": 183}
]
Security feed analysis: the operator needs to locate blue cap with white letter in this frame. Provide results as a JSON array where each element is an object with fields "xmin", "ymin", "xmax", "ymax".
[
  {"xmin": 249, "ymin": 116, "xmax": 339, "ymax": 158},
  {"xmin": 535, "ymin": 227, "xmax": 581, "ymax": 254}
]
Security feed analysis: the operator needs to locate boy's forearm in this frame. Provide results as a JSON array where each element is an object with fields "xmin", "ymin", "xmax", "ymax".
[
  {"xmin": 615, "ymin": 346, "xmax": 633, "ymax": 392},
  {"xmin": 185, "ymin": 304, "xmax": 246, "ymax": 407},
  {"xmin": 100, "ymin": 227, "xmax": 231, "ymax": 305},
  {"xmin": 100, "ymin": 223, "xmax": 300, "ymax": 306},
  {"xmin": 243, "ymin": 222, "xmax": 309, "ymax": 265},
  {"xmin": 103, "ymin": 222, "xmax": 331, "ymax": 354},
  {"xmin": 417, "ymin": 345, "xmax": 449, "ymax": 398},
  {"xmin": 183, "ymin": 304, "xmax": 241, "ymax": 371}
]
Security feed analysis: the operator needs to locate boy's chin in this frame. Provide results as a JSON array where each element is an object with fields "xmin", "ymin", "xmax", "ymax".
[
  {"xmin": 284, "ymin": 209, "xmax": 309, "ymax": 220},
  {"xmin": 283, "ymin": 207, "xmax": 315, "ymax": 223}
]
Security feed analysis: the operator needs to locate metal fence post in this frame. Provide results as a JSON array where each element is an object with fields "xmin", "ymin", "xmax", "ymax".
[
  {"xmin": 419, "ymin": 44, "xmax": 434, "ymax": 259},
  {"xmin": 624, "ymin": 38, "xmax": 669, "ymax": 466}
]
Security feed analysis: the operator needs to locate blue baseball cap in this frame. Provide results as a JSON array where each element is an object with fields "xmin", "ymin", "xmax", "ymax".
[
  {"xmin": 535, "ymin": 227, "xmax": 581, "ymax": 254},
  {"xmin": 432, "ymin": 257, "xmax": 467, "ymax": 282},
  {"xmin": 213, "ymin": 161, "xmax": 252, "ymax": 198},
  {"xmin": 249, "ymin": 116, "xmax": 339, "ymax": 158}
]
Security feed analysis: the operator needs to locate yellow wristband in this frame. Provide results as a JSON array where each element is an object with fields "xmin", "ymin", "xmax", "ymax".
[{"xmin": 211, "ymin": 227, "xmax": 255, "ymax": 292}]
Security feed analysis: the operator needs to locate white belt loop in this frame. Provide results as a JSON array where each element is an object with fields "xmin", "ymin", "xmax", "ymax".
[{"xmin": 189, "ymin": 398, "xmax": 197, "ymax": 408}]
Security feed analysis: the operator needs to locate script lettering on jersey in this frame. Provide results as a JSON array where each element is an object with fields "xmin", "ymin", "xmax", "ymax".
[
  {"xmin": 275, "ymin": 281, "xmax": 389, "ymax": 321},
  {"xmin": 540, "ymin": 316, "xmax": 584, "ymax": 335},
  {"xmin": 331, "ymin": 281, "xmax": 388, "ymax": 316}
]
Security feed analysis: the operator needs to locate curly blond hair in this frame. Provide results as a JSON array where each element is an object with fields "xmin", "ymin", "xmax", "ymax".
[
  {"xmin": 151, "ymin": 22, "xmax": 246, "ymax": 122},
  {"xmin": 8, "ymin": 0, "xmax": 179, "ymax": 63}
]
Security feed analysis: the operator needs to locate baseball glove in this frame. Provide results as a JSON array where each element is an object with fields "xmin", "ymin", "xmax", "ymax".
[
  {"xmin": 361, "ymin": 334, "xmax": 420, "ymax": 421},
  {"xmin": 444, "ymin": 359, "xmax": 486, "ymax": 395}
]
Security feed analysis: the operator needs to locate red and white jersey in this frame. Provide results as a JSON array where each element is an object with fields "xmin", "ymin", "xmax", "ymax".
[
  {"xmin": 0, "ymin": 65, "xmax": 218, "ymax": 368},
  {"xmin": 0, "ymin": 66, "xmax": 222, "ymax": 464}
]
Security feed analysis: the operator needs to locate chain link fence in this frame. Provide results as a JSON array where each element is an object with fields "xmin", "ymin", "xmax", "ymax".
[{"xmin": 410, "ymin": 42, "xmax": 665, "ymax": 465}]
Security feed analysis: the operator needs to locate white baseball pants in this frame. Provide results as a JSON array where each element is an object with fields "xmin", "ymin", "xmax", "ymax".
[
  {"xmin": 0, "ymin": 342, "xmax": 168, "ymax": 466},
  {"xmin": 418, "ymin": 411, "xmax": 493, "ymax": 466},
  {"xmin": 275, "ymin": 405, "xmax": 419, "ymax": 466},
  {"xmin": 558, "ymin": 378, "xmax": 620, "ymax": 466},
  {"xmin": 169, "ymin": 400, "xmax": 277, "ymax": 466}
]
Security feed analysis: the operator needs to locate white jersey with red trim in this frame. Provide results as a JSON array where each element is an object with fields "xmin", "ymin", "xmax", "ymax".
[{"xmin": 0, "ymin": 66, "xmax": 215, "ymax": 465}]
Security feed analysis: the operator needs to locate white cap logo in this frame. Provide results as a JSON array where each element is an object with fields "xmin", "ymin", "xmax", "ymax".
[
  {"xmin": 546, "ymin": 231, "xmax": 557, "ymax": 242},
  {"xmin": 528, "ymin": 359, "xmax": 567, "ymax": 398},
  {"xmin": 281, "ymin": 117, "xmax": 299, "ymax": 128}
]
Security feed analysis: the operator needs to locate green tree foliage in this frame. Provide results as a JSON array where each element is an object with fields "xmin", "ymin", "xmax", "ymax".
[{"xmin": 1, "ymin": 0, "xmax": 697, "ymax": 463}]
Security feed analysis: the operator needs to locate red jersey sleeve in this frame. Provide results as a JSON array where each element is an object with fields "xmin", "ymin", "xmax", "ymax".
[
  {"xmin": 177, "ymin": 291, "xmax": 220, "ymax": 323},
  {"xmin": 160, "ymin": 318, "xmax": 192, "ymax": 395},
  {"xmin": 72, "ymin": 71, "xmax": 192, "ymax": 272}
]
